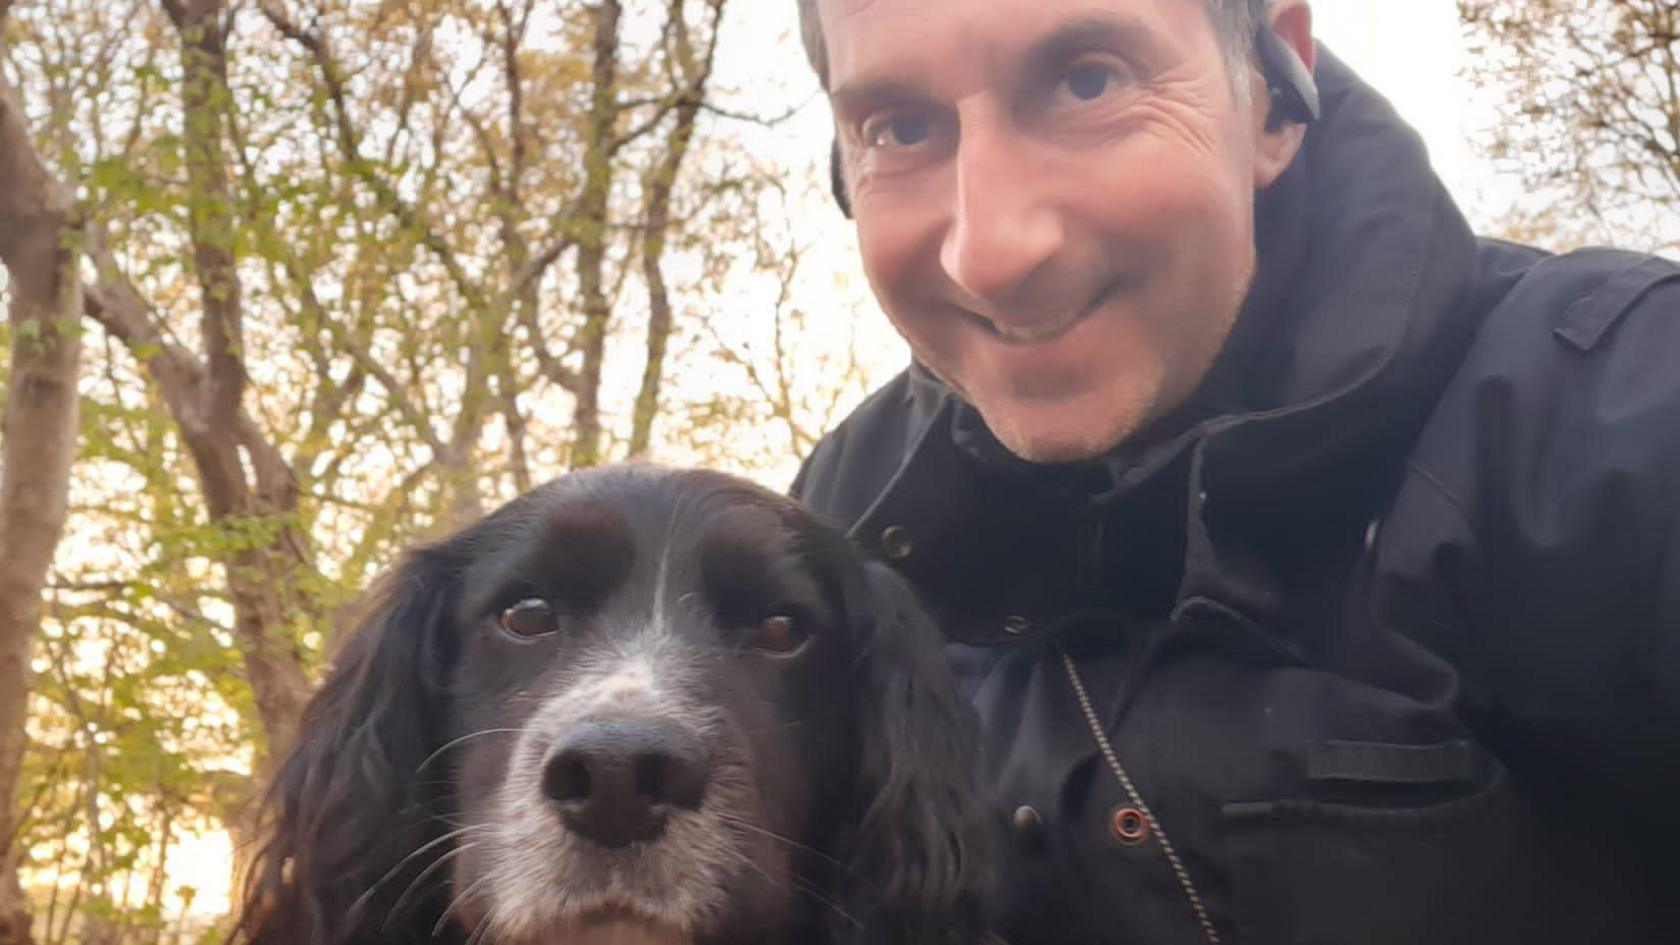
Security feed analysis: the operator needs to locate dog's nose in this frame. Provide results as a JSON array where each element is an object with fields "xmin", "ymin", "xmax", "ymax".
[{"xmin": 542, "ymin": 719, "xmax": 711, "ymax": 847}]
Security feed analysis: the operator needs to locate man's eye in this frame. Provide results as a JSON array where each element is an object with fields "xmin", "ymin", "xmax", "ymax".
[
  {"xmin": 864, "ymin": 113, "xmax": 932, "ymax": 149},
  {"xmin": 1055, "ymin": 61, "xmax": 1128, "ymax": 104}
]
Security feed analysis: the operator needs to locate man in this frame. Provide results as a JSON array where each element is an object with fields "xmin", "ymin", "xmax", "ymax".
[{"xmin": 789, "ymin": 0, "xmax": 1680, "ymax": 942}]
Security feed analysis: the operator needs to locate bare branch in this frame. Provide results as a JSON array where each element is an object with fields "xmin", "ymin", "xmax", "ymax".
[
  {"xmin": 630, "ymin": 0, "xmax": 721, "ymax": 456},
  {"xmin": 698, "ymin": 97, "xmax": 814, "ymax": 128},
  {"xmin": 1462, "ymin": 0, "xmax": 1680, "ymax": 248},
  {"xmin": 258, "ymin": 0, "xmax": 490, "ymax": 313},
  {"xmin": 168, "ymin": 0, "xmax": 247, "ymax": 441}
]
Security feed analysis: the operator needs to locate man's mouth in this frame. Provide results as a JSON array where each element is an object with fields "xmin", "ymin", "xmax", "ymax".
[{"xmin": 970, "ymin": 280, "xmax": 1120, "ymax": 346}]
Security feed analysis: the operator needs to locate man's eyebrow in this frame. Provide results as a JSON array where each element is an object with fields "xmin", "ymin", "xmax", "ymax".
[
  {"xmin": 1026, "ymin": 14, "xmax": 1162, "ymax": 70},
  {"xmin": 829, "ymin": 77, "xmax": 934, "ymax": 116},
  {"xmin": 828, "ymin": 13, "xmax": 1161, "ymax": 111}
]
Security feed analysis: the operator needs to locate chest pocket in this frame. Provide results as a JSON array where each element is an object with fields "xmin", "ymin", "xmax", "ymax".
[
  {"xmin": 1212, "ymin": 693, "xmax": 1656, "ymax": 945},
  {"xmin": 1098, "ymin": 611, "xmax": 1654, "ymax": 945}
]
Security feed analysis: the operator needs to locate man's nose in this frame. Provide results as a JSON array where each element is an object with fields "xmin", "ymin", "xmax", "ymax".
[{"xmin": 938, "ymin": 121, "xmax": 1064, "ymax": 304}]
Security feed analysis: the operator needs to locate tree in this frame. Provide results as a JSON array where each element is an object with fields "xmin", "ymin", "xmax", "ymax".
[
  {"xmin": 0, "ymin": 12, "xmax": 84, "ymax": 941},
  {"xmin": 1460, "ymin": 0, "xmax": 1680, "ymax": 250}
]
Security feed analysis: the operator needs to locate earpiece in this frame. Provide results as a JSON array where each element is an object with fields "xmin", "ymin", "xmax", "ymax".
[{"xmin": 1254, "ymin": 15, "xmax": 1319, "ymax": 129}]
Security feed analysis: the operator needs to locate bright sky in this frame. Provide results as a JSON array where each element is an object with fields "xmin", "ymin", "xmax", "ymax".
[{"xmin": 1308, "ymin": 0, "xmax": 1519, "ymax": 224}]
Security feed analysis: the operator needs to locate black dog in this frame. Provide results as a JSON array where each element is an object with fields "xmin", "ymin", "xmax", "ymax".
[{"xmin": 238, "ymin": 465, "xmax": 994, "ymax": 945}]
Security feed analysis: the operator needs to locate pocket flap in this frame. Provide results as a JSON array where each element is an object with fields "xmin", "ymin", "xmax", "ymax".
[{"xmin": 1305, "ymin": 739, "xmax": 1474, "ymax": 786}]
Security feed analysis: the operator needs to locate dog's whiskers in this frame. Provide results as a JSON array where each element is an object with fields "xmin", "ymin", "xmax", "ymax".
[
  {"xmin": 464, "ymin": 904, "xmax": 497, "ymax": 945},
  {"xmin": 383, "ymin": 840, "xmax": 479, "ymax": 933},
  {"xmin": 435, "ymin": 871, "xmax": 497, "ymax": 941},
  {"xmin": 714, "ymin": 841, "xmax": 862, "ymax": 932},
  {"xmin": 790, "ymin": 873, "xmax": 864, "ymax": 931},
  {"xmin": 347, "ymin": 822, "xmax": 488, "ymax": 925},
  {"xmin": 417, "ymin": 727, "xmax": 524, "ymax": 773},
  {"xmin": 713, "ymin": 811, "xmax": 848, "ymax": 871}
]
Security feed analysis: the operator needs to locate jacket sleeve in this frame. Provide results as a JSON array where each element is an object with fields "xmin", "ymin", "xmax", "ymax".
[{"xmin": 1375, "ymin": 249, "xmax": 1680, "ymax": 831}]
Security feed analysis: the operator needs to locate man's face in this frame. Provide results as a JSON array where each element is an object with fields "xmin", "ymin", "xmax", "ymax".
[{"xmin": 822, "ymin": 0, "xmax": 1287, "ymax": 462}]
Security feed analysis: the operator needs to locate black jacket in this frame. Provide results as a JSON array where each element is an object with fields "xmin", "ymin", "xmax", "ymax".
[{"xmin": 792, "ymin": 52, "xmax": 1680, "ymax": 945}]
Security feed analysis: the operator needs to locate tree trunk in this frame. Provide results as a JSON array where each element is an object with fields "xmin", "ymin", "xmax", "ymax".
[
  {"xmin": 157, "ymin": 0, "xmax": 314, "ymax": 760},
  {"xmin": 570, "ymin": 0, "xmax": 622, "ymax": 469},
  {"xmin": 0, "ymin": 63, "xmax": 84, "ymax": 945},
  {"xmin": 627, "ymin": 92, "xmax": 700, "ymax": 458}
]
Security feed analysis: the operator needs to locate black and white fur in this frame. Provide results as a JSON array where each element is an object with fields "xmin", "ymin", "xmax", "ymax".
[{"xmin": 238, "ymin": 465, "xmax": 995, "ymax": 945}]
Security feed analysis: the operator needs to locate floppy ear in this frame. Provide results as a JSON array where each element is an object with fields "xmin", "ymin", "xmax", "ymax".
[
  {"xmin": 836, "ymin": 559, "xmax": 997, "ymax": 945},
  {"xmin": 237, "ymin": 549, "xmax": 459, "ymax": 945}
]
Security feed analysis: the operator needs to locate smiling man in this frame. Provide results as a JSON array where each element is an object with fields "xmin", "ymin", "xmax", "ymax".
[
  {"xmin": 791, "ymin": 0, "xmax": 1679, "ymax": 942},
  {"xmin": 825, "ymin": 0, "xmax": 1289, "ymax": 464}
]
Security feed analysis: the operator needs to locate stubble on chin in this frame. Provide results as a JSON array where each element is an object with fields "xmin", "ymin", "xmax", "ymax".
[
  {"xmin": 985, "ymin": 407, "xmax": 1148, "ymax": 464},
  {"xmin": 972, "ymin": 365, "xmax": 1168, "ymax": 464}
]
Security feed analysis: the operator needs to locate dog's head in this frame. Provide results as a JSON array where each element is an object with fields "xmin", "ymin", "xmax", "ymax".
[{"xmin": 239, "ymin": 465, "xmax": 993, "ymax": 945}]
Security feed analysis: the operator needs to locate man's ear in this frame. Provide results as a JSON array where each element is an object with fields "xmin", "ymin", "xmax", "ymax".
[{"xmin": 1252, "ymin": 0, "xmax": 1316, "ymax": 189}]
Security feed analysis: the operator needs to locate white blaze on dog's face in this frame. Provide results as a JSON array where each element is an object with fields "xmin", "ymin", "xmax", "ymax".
[{"xmin": 441, "ymin": 471, "xmax": 855, "ymax": 944}]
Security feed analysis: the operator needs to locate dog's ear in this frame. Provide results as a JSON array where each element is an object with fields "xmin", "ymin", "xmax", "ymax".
[
  {"xmin": 237, "ymin": 548, "xmax": 458, "ymax": 945},
  {"xmin": 836, "ymin": 559, "xmax": 996, "ymax": 945}
]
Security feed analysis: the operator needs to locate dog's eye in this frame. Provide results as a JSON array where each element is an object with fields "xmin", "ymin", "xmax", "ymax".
[
  {"xmin": 746, "ymin": 614, "xmax": 809, "ymax": 655},
  {"xmin": 499, "ymin": 598, "xmax": 559, "ymax": 638}
]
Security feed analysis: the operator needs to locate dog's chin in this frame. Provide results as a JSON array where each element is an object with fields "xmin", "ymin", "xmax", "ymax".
[{"xmin": 551, "ymin": 910, "xmax": 692, "ymax": 945}]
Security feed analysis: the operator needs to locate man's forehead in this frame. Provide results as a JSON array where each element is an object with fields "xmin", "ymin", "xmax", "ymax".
[
  {"xmin": 816, "ymin": 0, "xmax": 912, "ymax": 37},
  {"xmin": 819, "ymin": 0, "xmax": 1012, "ymax": 94},
  {"xmin": 819, "ymin": 0, "xmax": 1198, "ymax": 100}
]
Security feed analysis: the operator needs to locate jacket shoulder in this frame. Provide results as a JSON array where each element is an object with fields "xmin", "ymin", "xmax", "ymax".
[
  {"xmin": 1407, "ymin": 241, "xmax": 1680, "ymax": 611},
  {"xmin": 1448, "ymin": 245, "xmax": 1680, "ymax": 478}
]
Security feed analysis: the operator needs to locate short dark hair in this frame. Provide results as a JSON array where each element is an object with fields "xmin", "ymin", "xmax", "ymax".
[{"xmin": 795, "ymin": 0, "xmax": 1263, "ymax": 92}]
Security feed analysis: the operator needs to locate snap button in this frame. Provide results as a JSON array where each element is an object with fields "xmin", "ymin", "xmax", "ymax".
[
  {"xmin": 1011, "ymin": 804, "xmax": 1046, "ymax": 852},
  {"xmin": 1002, "ymin": 615, "xmax": 1032, "ymax": 636},
  {"xmin": 879, "ymin": 525, "xmax": 914, "ymax": 561},
  {"xmin": 1109, "ymin": 805, "xmax": 1149, "ymax": 846}
]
